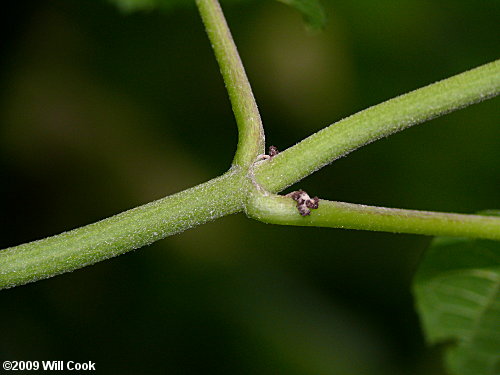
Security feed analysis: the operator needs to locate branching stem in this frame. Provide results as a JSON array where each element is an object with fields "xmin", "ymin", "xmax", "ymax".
[{"xmin": 1, "ymin": 0, "xmax": 499, "ymax": 290}]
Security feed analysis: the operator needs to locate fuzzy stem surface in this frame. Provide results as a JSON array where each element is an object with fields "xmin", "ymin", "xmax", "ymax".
[
  {"xmin": 247, "ymin": 192, "xmax": 500, "ymax": 240},
  {"xmin": 0, "ymin": 170, "xmax": 246, "ymax": 289},
  {"xmin": 196, "ymin": 0, "xmax": 265, "ymax": 167},
  {"xmin": 1, "ymin": 4, "xmax": 499, "ymax": 290},
  {"xmin": 254, "ymin": 60, "xmax": 500, "ymax": 192}
]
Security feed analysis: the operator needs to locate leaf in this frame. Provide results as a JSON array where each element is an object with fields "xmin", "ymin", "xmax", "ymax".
[
  {"xmin": 107, "ymin": 0, "xmax": 191, "ymax": 12},
  {"xmin": 276, "ymin": 0, "xmax": 326, "ymax": 30},
  {"xmin": 413, "ymin": 231, "xmax": 500, "ymax": 374},
  {"xmin": 107, "ymin": 0, "xmax": 327, "ymax": 31},
  {"xmin": 107, "ymin": 0, "xmax": 267, "ymax": 13},
  {"xmin": 107, "ymin": 0, "xmax": 247, "ymax": 13}
]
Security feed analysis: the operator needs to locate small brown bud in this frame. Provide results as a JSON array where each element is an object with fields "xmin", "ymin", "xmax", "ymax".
[
  {"xmin": 306, "ymin": 197, "xmax": 319, "ymax": 209},
  {"xmin": 268, "ymin": 146, "xmax": 279, "ymax": 157},
  {"xmin": 286, "ymin": 190, "xmax": 320, "ymax": 216},
  {"xmin": 298, "ymin": 205, "xmax": 311, "ymax": 216}
]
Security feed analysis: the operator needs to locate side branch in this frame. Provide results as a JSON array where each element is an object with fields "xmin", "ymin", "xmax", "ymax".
[
  {"xmin": 196, "ymin": 0, "xmax": 265, "ymax": 167},
  {"xmin": 254, "ymin": 60, "xmax": 500, "ymax": 192},
  {"xmin": 247, "ymin": 193, "xmax": 500, "ymax": 240}
]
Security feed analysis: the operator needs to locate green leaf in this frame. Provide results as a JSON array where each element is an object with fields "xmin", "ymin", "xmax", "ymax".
[
  {"xmin": 107, "ymin": 0, "xmax": 251, "ymax": 13},
  {"xmin": 107, "ymin": 0, "xmax": 189, "ymax": 12},
  {"xmin": 413, "ymin": 232, "xmax": 500, "ymax": 375},
  {"xmin": 276, "ymin": 0, "xmax": 326, "ymax": 30},
  {"xmin": 106, "ymin": 0, "xmax": 327, "ymax": 30}
]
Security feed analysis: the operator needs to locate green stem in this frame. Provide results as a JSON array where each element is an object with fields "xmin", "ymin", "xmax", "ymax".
[
  {"xmin": 254, "ymin": 60, "xmax": 500, "ymax": 192},
  {"xmin": 0, "ymin": 170, "xmax": 247, "ymax": 290},
  {"xmin": 1, "ymin": 0, "xmax": 499, "ymax": 290},
  {"xmin": 196, "ymin": 0, "xmax": 265, "ymax": 167},
  {"xmin": 246, "ymin": 192, "xmax": 500, "ymax": 240}
]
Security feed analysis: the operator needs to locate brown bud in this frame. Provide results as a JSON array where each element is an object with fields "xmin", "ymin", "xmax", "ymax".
[
  {"xmin": 286, "ymin": 190, "xmax": 319, "ymax": 216},
  {"xmin": 268, "ymin": 146, "xmax": 279, "ymax": 157}
]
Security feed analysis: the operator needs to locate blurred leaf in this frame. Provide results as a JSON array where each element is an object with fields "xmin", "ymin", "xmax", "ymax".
[
  {"xmin": 107, "ymin": 0, "xmax": 184, "ymax": 12},
  {"xmin": 107, "ymin": 0, "xmax": 327, "ymax": 31},
  {"xmin": 276, "ymin": 0, "xmax": 326, "ymax": 30},
  {"xmin": 107, "ymin": 0, "xmax": 252, "ymax": 13},
  {"xmin": 413, "ymin": 214, "xmax": 500, "ymax": 375}
]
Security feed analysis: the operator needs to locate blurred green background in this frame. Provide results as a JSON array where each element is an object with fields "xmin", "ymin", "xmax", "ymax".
[{"xmin": 0, "ymin": 0, "xmax": 499, "ymax": 373}]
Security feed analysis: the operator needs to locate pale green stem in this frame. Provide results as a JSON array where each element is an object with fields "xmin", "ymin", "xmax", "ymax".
[
  {"xmin": 246, "ymin": 192, "xmax": 500, "ymax": 240},
  {"xmin": 196, "ymin": 0, "xmax": 265, "ymax": 167},
  {"xmin": 254, "ymin": 60, "xmax": 500, "ymax": 192},
  {"xmin": 1, "ymin": 1, "xmax": 499, "ymax": 291},
  {"xmin": 0, "ymin": 170, "xmax": 247, "ymax": 290}
]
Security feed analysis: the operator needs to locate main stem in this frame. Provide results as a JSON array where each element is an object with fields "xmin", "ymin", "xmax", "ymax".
[{"xmin": 0, "ymin": 170, "xmax": 246, "ymax": 290}]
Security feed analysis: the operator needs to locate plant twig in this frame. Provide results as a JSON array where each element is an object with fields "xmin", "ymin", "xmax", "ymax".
[
  {"xmin": 1, "ymin": 1, "xmax": 499, "ymax": 290},
  {"xmin": 246, "ymin": 192, "xmax": 500, "ymax": 240},
  {"xmin": 196, "ymin": 0, "xmax": 265, "ymax": 167},
  {"xmin": 0, "ymin": 170, "xmax": 246, "ymax": 290},
  {"xmin": 254, "ymin": 60, "xmax": 500, "ymax": 192}
]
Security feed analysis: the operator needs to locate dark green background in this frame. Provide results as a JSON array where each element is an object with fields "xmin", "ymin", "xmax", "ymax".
[{"xmin": 1, "ymin": 0, "xmax": 499, "ymax": 373}]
